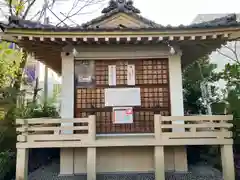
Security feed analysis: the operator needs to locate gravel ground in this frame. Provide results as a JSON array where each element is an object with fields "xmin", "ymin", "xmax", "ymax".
[{"xmin": 27, "ymin": 161, "xmax": 223, "ymax": 180}]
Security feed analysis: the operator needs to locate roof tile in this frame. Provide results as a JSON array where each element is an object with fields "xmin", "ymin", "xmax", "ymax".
[{"xmin": 0, "ymin": 1, "xmax": 239, "ymax": 32}]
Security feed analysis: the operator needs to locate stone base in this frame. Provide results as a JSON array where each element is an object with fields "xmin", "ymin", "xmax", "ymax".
[{"xmin": 27, "ymin": 162, "xmax": 223, "ymax": 180}]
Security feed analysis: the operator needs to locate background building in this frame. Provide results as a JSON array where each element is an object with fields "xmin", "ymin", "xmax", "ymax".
[{"xmin": 23, "ymin": 55, "xmax": 61, "ymax": 107}]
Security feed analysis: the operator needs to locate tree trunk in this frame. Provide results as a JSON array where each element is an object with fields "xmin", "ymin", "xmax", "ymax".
[{"xmin": 33, "ymin": 77, "xmax": 39, "ymax": 104}]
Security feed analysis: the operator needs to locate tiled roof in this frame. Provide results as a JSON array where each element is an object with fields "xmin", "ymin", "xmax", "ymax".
[
  {"xmin": 190, "ymin": 14, "xmax": 238, "ymax": 27},
  {"xmin": 80, "ymin": 0, "xmax": 162, "ymax": 28},
  {"xmin": 192, "ymin": 13, "xmax": 240, "ymax": 24},
  {"xmin": 0, "ymin": 0, "xmax": 239, "ymax": 32},
  {"xmin": 81, "ymin": 9, "xmax": 163, "ymax": 29},
  {"xmin": 1, "ymin": 13, "xmax": 239, "ymax": 32}
]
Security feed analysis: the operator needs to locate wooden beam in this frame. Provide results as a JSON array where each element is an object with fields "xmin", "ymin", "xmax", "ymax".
[
  {"xmin": 94, "ymin": 37, "xmax": 99, "ymax": 44},
  {"xmin": 190, "ymin": 36, "xmax": 195, "ymax": 40},
  {"xmin": 148, "ymin": 36, "xmax": 153, "ymax": 41},
  {"xmin": 169, "ymin": 36, "xmax": 174, "ymax": 41},
  {"xmin": 201, "ymin": 35, "xmax": 206, "ymax": 40},
  {"xmin": 16, "ymin": 138, "xmax": 233, "ymax": 149},
  {"xmin": 179, "ymin": 36, "xmax": 184, "ymax": 41},
  {"xmin": 116, "ymin": 37, "xmax": 120, "ymax": 44},
  {"xmin": 72, "ymin": 37, "xmax": 77, "ymax": 42},
  {"xmin": 105, "ymin": 37, "xmax": 109, "ymax": 44},
  {"xmin": 212, "ymin": 34, "xmax": 217, "ymax": 39},
  {"xmin": 126, "ymin": 37, "xmax": 131, "ymax": 43},
  {"xmin": 158, "ymin": 36, "xmax": 163, "ymax": 42}
]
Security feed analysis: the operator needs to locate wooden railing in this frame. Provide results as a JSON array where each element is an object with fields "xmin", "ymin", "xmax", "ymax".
[
  {"xmin": 16, "ymin": 115, "xmax": 96, "ymax": 143},
  {"xmin": 16, "ymin": 115, "xmax": 233, "ymax": 147},
  {"xmin": 154, "ymin": 115, "xmax": 233, "ymax": 141}
]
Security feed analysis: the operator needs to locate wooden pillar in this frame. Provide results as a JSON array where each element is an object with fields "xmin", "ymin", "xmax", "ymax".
[
  {"xmin": 87, "ymin": 116, "xmax": 96, "ymax": 180},
  {"xmin": 60, "ymin": 51, "xmax": 74, "ymax": 175},
  {"xmin": 154, "ymin": 146, "xmax": 165, "ymax": 180},
  {"xmin": 16, "ymin": 148, "xmax": 29, "ymax": 180},
  {"xmin": 87, "ymin": 147, "xmax": 96, "ymax": 180},
  {"xmin": 169, "ymin": 53, "xmax": 188, "ymax": 171},
  {"xmin": 221, "ymin": 145, "xmax": 235, "ymax": 180}
]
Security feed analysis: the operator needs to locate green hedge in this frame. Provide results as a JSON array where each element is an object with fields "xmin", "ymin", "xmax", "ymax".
[{"xmin": 0, "ymin": 151, "xmax": 16, "ymax": 180}]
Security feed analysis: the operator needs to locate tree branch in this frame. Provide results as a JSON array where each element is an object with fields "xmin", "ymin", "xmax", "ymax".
[
  {"xmin": 47, "ymin": 7, "xmax": 67, "ymax": 26},
  {"xmin": 198, "ymin": 41, "xmax": 240, "ymax": 65},
  {"xmin": 56, "ymin": 0, "xmax": 105, "ymax": 26},
  {"xmin": 22, "ymin": 0, "xmax": 37, "ymax": 19},
  {"xmin": 216, "ymin": 48, "xmax": 238, "ymax": 63},
  {"xmin": 60, "ymin": 12, "xmax": 78, "ymax": 26},
  {"xmin": 220, "ymin": 43, "xmax": 240, "ymax": 65},
  {"xmin": 8, "ymin": 0, "xmax": 13, "ymax": 16}
]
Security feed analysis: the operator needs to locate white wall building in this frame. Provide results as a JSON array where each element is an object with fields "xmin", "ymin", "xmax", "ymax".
[{"xmin": 192, "ymin": 14, "xmax": 240, "ymax": 89}]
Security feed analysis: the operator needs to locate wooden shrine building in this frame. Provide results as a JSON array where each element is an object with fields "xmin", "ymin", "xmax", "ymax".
[{"xmin": 0, "ymin": 0, "xmax": 239, "ymax": 179}]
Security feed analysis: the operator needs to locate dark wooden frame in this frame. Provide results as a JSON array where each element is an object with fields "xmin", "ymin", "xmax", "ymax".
[{"xmin": 74, "ymin": 58, "xmax": 171, "ymax": 134}]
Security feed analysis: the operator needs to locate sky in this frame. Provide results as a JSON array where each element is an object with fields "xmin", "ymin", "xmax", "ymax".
[{"xmin": 48, "ymin": 0, "xmax": 240, "ymax": 26}]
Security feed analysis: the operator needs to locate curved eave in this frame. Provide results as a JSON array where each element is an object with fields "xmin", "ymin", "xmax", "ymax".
[
  {"xmin": 1, "ymin": 27, "xmax": 240, "ymax": 74},
  {"xmin": 4, "ymin": 25, "xmax": 240, "ymax": 35}
]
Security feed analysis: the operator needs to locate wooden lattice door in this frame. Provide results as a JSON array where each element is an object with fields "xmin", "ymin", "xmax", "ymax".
[{"xmin": 75, "ymin": 59, "xmax": 170, "ymax": 134}]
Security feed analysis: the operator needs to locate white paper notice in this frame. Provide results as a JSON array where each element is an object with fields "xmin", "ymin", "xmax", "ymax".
[
  {"xmin": 105, "ymin": 88, "xmax": 141, "ymax": 106},
  {"xmin": 108, "ymin": 65, "xmax": 116, "ymax": 86},
  {"xmin": 127, "ymin": 64, "xmax": 135, "ymax": 85}
]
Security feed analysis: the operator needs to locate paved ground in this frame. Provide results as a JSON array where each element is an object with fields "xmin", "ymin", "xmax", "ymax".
[{"xmin": 27, "ymin": 161, "xmax": 224, "ymax": 180}]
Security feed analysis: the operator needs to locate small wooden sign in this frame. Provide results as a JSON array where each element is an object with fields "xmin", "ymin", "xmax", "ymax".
[
  {"xmin": 108, "ymin": 65, "xmax": 116, "ymax": 86},
  {"xmin": 75, "ymin": 60, "xmax": 95, "ymax": 88},
  {"xmin": 127, "ymin": 64, "xmax": 135, "ymax": 85}
]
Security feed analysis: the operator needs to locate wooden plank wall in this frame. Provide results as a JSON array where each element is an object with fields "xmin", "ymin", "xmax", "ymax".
[{"xmin": 75, "ymin": 59, "xmax": 170, "ymax": 134}]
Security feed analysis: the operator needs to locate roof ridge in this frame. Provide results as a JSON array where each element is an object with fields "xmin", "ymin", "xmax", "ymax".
[
  {"xmin": 81, "ymin": 9, "xmax": 163, "ymax": 29},
  {"xmin": 101, "ymin": 0, "xmax": 140, "ymax": 14},
  {"xmin": 190, "ymin": 14, "xmax": 237, "ymax": 27}
]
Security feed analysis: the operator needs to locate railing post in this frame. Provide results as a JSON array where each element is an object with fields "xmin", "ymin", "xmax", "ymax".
[
  {"xmin": 16, "ymin": 119, "xmax": 28, "ymax": 143},
  {"xmin": 221, "ymin": 144, "xmax": 235, "ymax": 180},
  {"xmin": 154, "ymin": 146, "xmax": 165, "ymax": 180},
  {"xmin": 87, "ymin": 115, "xmax": 96, "ymax": 180},
  {"xmin": 87, "ymin": 147, "xmax": 96, "ymax": 180},
  {"xmin": 22, "ymin": 119, "xmax": 28, "ymax": 137},
  {"xmin": 88, "ymin": 115, "xmax": 96, "ymax": 141},
  {"xmin": 16, "ymin": 148, "xmax": 29, "ymax": 180},
  {"xmin": 154, "ymin": 114, "xmax": 161, "ymax": 140}
]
